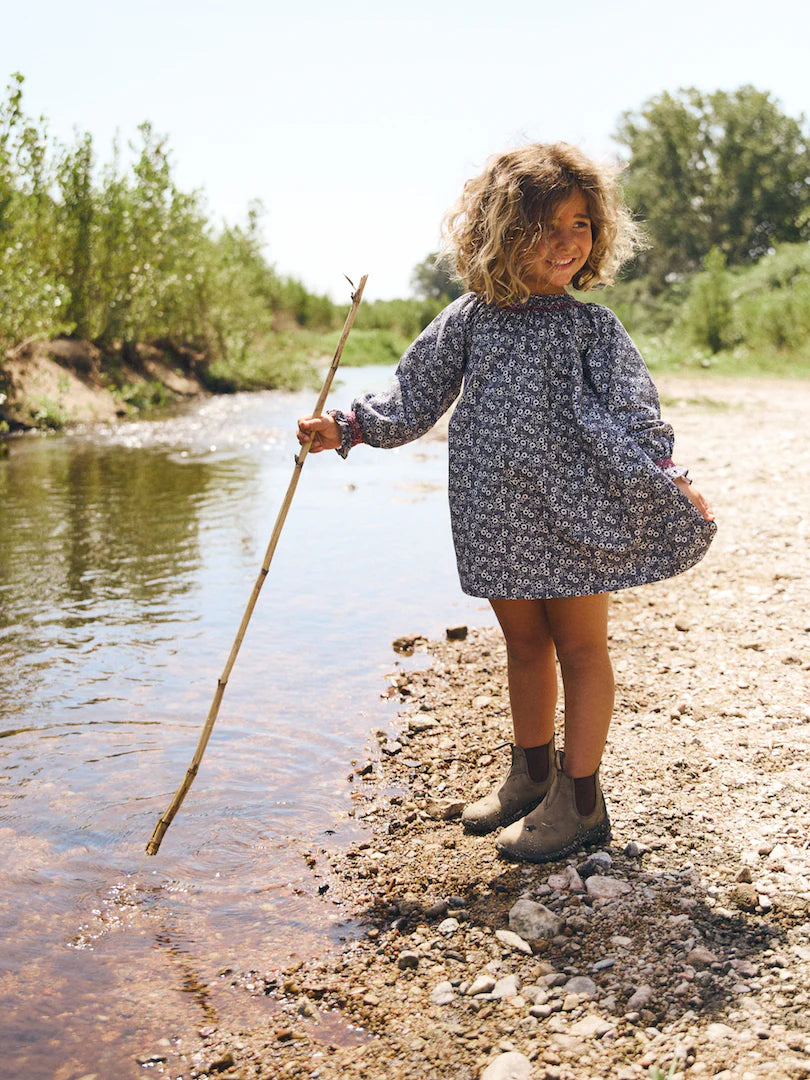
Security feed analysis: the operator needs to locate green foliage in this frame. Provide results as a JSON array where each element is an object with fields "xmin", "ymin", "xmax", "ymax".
[
  {"xmin": 680, "ymin": 247, "xmax": 734, "ymax": 353},
  {"xmin": 0, "ymin": 75, "xmax": 344, "ymax": 395},
  {"xmin": 410, "ymin": 251, "xmax": 465, "ymax": 301},
  {"xmin": 113, "ymin": 380, "xmax": 173, "ymax": 413},
  {"xmin": 355, "ymin": 296, "xmax": 444, "ymax": 338},
  {"xmin": 30, "ymin": 395, "xmax": 68, "ymax": 429},
  {"xmin": 615, "ymin": 86, "xmax": 810, "ymax": 288},
  {"xmin": 617, "ymin": 242, "xmax": 810, "ymax": 377},
  {"xmin": 340, "ymin": 329, "xmax": 410, "ymax": 366}
]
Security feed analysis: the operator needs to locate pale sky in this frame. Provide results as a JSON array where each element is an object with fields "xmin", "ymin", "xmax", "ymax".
[{"xmin": 3, "ymin": 0, "xmax": 808, "ymax": 301}]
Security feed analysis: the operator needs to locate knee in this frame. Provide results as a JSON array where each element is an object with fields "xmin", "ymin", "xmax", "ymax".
[
  {"xmin": 554, "ymin": 637, "xmax": 612, "ymax": 677},
  {"xmin": 503, "ymin": 631, "xmax": 553, "ymax": 667}
]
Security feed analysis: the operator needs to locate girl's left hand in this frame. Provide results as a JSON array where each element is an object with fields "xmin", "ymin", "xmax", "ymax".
[{"xmin": 675, "ymin": 477, "xmax": 715, "ymax": 522}]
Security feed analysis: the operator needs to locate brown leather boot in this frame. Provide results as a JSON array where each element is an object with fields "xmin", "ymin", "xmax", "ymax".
[
  {"xmin": 495, "ymin": 751, "xmax": 610, "ymax": 862},
  {"xmin": 461, "ymin": 739, "xmax": 556, "ymax": 834}
]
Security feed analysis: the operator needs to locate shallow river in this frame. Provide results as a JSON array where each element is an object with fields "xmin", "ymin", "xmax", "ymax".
[{"xmin": 0, "ymin": 367, "xmax": 496, "ymax": 1080}]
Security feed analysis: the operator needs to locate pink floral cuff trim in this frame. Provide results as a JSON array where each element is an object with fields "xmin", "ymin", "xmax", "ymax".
[
  {"xmin": 328, "ymin": 409, "xmax": 364, "ymax": 459},
  {"xmin": 655, "ymin": 458, "xmax": 691, "ymax": 484}
]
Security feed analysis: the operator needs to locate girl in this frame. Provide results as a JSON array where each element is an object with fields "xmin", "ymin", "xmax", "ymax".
[{"xmin": 297, "ymin": 143, "xmax": 716, "ymax": 864}]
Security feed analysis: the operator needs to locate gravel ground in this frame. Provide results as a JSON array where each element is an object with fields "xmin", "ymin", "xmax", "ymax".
[{"xmin": 155, "ymin": 375, "xmax": 810, "ymax": 1080}]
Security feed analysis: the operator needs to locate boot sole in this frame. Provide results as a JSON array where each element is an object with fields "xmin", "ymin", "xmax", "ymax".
[
  {"xmin": 495, "ymin": 817, "xmax": 612, "ymax": 864},
  {"xmin": 462, "ymin": 794, "xmax": 549, "ymax": 836}
]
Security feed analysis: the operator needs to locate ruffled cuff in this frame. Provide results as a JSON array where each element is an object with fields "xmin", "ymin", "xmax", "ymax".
[
  {"xmin": 655, "ymin": 457, "xmax": 691, "ymax": 484},
  {"xmin": 328, "ymin": 409, "xmax": 364, "ymax": 459}
]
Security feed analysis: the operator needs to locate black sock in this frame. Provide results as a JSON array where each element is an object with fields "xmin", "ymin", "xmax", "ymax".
[
  {"xmin": 573, "ymin": 773, "xmax": 597, "ymax": 817},
  {"xmin": 524, "ymin": 741, "xmax": 552, "ymax": 783}
]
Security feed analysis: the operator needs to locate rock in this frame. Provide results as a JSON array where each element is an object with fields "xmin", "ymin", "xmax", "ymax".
[
  {"xmin": 624, "ymin": 841, "xmax": 648, "ymax": 858},
  {"xmin": 437, "ymin": 917, "xmax": 460, "ymax": 935},
  {"xmin": 705, "ymin": 1022, "xmax": 736, "ymax": 1043},
  {"xmin": 492, "ymin": 974, "xmax": 522, "ymax": 999},
  {"xmin": 569, "ymin": 1014, "xmax": 614, "ymax": 1037},
  {"xmin": 467, "ymin": 974, "xmax": 497, "ymax": 996},
  {"xmin": 508, "ymin": 898, "xmax": 564, "ymax": 939},
  {"xmin": 396, "ymin": 950, "xmax": 419, "ymax": 970},
  {"xmin": 392, "ymin": 634, "xmax": 427, "ymax": 653},
  {"xmin": 480, "ymin": 1051, "xmax": 533, "ymax": 1080},
  {"xmin": 495, "ymin": 929, "xmax": 533, "ymax": 955},
  {"xmin": 425, "ymin": 798, "xmax": 465, "ymax": 820},
  {"xmin": 425, "ymin": 900, "xmax": 449, "ymax": 918},
  {"xmin": 736, "ymin": 866, "xmax": 753, "ymax": 883},
  {"xmin": 564, "ymin": 976, "xmax": 598, "ymax": 997},
  {"xmin": 430, "ymin": 980, "xmax": 455, "ymax": 1005},
  {"xmin": 577, "ymin": 851, "xmax": 613, "ymax": 878},
  {"xmin": 592, "ymin": 957, "xmax": 616, "ymax": 973},
  {"xmin": 539, "ymin": 971, "xmax": 567, "ymax": 988},
  {"xmin": 548, "ymin": 864, "xmax": 585, "ymax": 892},
  {"xmin": 687, "ymin": 946, "xmax": 719, "ymax": 968},
  {"xmin": 382, "ymin": 740, "xmax": 402, "ymax": 755},
  {"xmin": 585, "ymin": 875, "xmax": 631, "ymax": 899},
  {"xmin": 446, "ymin": 625, "xmax": 468, "ymax": 640},
  {"xmin": 625, "ymin": 985, "xmax": 654, "ymax": 1012},
  {"xmin": 729, "ymin": 883, "xmax": 759, "ymax": 911},
  {"xmin": 408, "ymin": 715, "xmax": 439, "ymax": 733}
]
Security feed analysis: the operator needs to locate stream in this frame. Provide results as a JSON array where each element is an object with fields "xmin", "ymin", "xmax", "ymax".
[{"xmin": 0, "ymin": 367, "xmax": 496, "ymax": 1079}]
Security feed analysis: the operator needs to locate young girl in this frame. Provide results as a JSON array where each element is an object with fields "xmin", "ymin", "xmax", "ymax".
[{"xmin": 297, "ymin": 143, "xmax": 716, "ymax": 864}]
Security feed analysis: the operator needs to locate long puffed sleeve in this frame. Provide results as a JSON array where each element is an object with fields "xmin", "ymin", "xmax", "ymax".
[
  {"xmin": 584, "ymin": 306, "xmax": 674, "ymax": 462},
  {"xmin": 347, "ymin": 294, "xmax": 477, "ymax": 450}
]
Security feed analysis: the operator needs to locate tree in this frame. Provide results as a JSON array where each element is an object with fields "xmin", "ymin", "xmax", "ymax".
[
  {"xmin": 410, "ymin": 251, "xmax": 464, "ymax": 300},
  {"xmin": 614, "ymin": 86, "xmax": 810, "ymax": 288}
]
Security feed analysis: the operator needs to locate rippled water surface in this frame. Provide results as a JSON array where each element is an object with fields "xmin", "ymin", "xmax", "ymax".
[{"xmin": 0, "ymin": 368, "xmax": 495, "ymax": 1079}]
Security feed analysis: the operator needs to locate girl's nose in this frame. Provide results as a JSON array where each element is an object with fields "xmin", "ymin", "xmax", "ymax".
[{"xmin": 552, "ymin": 228, "xmax": 574, "ymax": 250}]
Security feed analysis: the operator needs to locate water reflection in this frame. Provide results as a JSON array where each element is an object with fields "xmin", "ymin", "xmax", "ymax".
[{"xmin": 0, "ymin": 370, "xmax": 496, "ymax": 1079}]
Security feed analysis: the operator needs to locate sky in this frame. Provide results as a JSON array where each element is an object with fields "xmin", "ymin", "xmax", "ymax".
[{"xmin": 2, "ymin": 0, "xmax": 808, "ymax": 302}]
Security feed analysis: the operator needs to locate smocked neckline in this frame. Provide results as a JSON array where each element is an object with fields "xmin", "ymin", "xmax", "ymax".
[{"xmin": 501, "ymin": 293, "xmax": 582, "ymax": 312}]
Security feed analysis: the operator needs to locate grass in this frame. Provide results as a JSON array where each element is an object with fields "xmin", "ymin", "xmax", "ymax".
[{"xmin": 635, "ymin": 334, "xmax": 810, "ymax": 380}]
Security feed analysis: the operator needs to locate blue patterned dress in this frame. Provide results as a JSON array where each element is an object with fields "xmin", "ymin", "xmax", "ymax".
[{"xmin": 336, "ymin": 292, "xmax": 716, "ymax": 599}]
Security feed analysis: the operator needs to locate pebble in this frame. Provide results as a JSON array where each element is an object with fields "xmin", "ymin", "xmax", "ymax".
[
  {"xmin": 480, "ymin": 1051, "xmax": 533, "ymax": 1080},
  {"xmin": 467, "ymin": 974, "xmax": 497, "ymax": 996},
  {"xmin": 569, "ymin": 1014, "xmax": 615, "ymax": 1037},
  {"xmin": 564, "ymin": 976, "xmax": 598, "ymax": 997},
  {"xmin": 729, "ymin": 883, "xmax": 759, "ymax": 911},
  {"xmin": 547, "ymin": 865, "xmax": 585, "ymax": 892},
  {"xmin": 687, "ymin": 946, "xmax": 719, "ymax": 968},
  {"xmin": 624, "ymin": 840, "xmax": 648, "ymax": 858},
  {"xmin": 396, "ymin": 950, "xmax": 419, "ymax": 970},
  {"xmin": 508, "ymin": 898, "xmax": 564, "ymax": 939},
  {"xmin": 625, "ymin": 985, "xmax": 654, "ymax": 1012},
  {"xmin": 577, "ymin": 851, "xmax": 613, "ymax": 878},
  {"xmin": 585, "ymin": 875, "xmax": 631, "ymax": 899},
  {"xmin": 495, "ymin": 929, "xmax": 533, "ymax": 955},
  {"xmin": 705, "ymin": 1022, "xmax": 737, "ymax": 1043},
  {"xmin": 430, "ymin": 981, "xmax": 455, "ymax": 1005},
  {"xmin": 425, "ymin": 901, "xmax": 449, "ymax": 919},
  {"xmin": 437, "ymin": 917, "xmax": 460, "ymax": 935},
  {"xmin": 492, "ymin": 974, "xmax": 522, "ymax": 999}
]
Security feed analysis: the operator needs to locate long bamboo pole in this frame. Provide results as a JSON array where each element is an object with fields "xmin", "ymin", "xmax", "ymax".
[{"xmin": 146, "ymin": 274, "xmax": 368, "ymax": 856}]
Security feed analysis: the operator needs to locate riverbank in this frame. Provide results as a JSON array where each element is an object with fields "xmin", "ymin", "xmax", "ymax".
[
  {"xmin": 0, "ymin": 337, "xmax": 209, "ymax": 430},
  {"xmin": 128, "ymin": 374, "xmax": 810, "ymax": 1080}
]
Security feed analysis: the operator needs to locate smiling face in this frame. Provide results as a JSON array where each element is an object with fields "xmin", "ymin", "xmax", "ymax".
[{"xmin": 524, "ymin": 189, "xmax": 593, "ymax": 294}]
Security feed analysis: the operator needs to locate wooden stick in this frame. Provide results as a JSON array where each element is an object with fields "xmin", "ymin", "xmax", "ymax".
[{"xmin": 146, "ymin": 274, "xmax": 368, "ymax": 856}]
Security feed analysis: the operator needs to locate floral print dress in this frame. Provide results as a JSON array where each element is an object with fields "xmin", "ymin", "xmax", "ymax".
[{"xmin": 335, "ymin": 292, "xmax": 716, "ymax": 599}]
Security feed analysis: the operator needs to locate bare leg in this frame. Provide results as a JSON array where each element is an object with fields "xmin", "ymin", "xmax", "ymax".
[
  {"xmin": 544, "ymin": 593, "xmax": 613, "ymax": 778},
  {"xmin": 489, "ymin": 598, "xmax": 558, "ymax": 749}
]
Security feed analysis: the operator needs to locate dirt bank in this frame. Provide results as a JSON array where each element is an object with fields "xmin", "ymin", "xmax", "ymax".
[
  {"xmin": 0, "ymin": 337, "xmax": 207, "ymax": 430},
  {"xmin": 138, "ymin": 374, "xmax": 810, "ymax": 1079}
]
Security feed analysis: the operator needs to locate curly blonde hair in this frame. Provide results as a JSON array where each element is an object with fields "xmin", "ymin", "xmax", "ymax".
[{"xmin": 442, "ymin": 142, "xmax": 644, "ymax": 306}]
